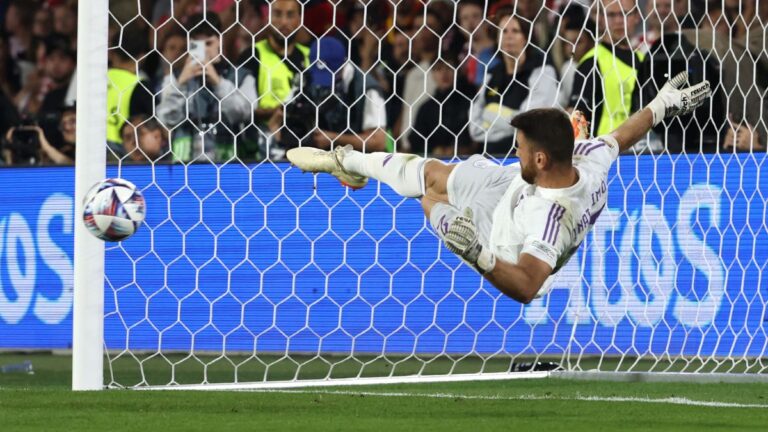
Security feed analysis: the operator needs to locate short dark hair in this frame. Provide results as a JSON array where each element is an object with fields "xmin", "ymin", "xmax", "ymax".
[
  {"xmin": 111, "ymin": 30, "xmax": 149, "ymax": 61},
  {"xmin": 188, "ymin": 13, "xmax": 222, "ymax": 38},
  {"xmin": 510, "ymin": 108, "xmax": 574, "ymax": 164}
]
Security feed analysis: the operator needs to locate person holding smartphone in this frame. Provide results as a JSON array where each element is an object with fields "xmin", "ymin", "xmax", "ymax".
[{"xmin": 156, "ymin": 13, "xmax": 251, "ymax": 163}]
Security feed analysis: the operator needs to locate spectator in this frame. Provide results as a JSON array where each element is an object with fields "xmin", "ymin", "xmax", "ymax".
[
  {"xmin": 230, "ymin": 0, "xmax": 265, "ymax": 59},
  {"xmin": 236, "ymin": 0, "xmax": 309, "ymax": 160},
  {"xmin": 723, "ymin": 116, "xmax": 765, "ymax": 153},
  {"xmin": 4, "ymin": 0, "xmax": 35, "ymax": 62},
  {"xmin": 275, "ymin": 36, "xmax": 387, "ymax": 152},
  {"xmin": 156, "ymin": 13, "xmax": 251, "ymax": 162},
  {"xmin": 0, "ymin": 89, "xmax": 21, "ymax": 157},
  {"xmin": 151, "ymin": 0, "xmax": 203, "ymax": 27},
  {"xmin": 2, "ymin": 103, "xmax": 75, "ymax": 165},
  {"xmin": 378, "ymin": 28, "xmax": 410, "ymax": 150},
  {"xmin": 122, "ymin": 115, "xmax": 170, "ymax": 163},
  {"xmin": 555, "ymin": 5, "xmax": 595, "ymax": 108},
  {"xmin": 14, "ymin": 33, "xmax": 75, "ymax": 124},
  {"xmin": 152, "ymin": 25, "xmax": 186, "ymax": 92},
  {"xmin": 456, "ymin": 0, "xmax": 498, "ymax": 87},
  {"xmin": 32, "ymin": 7, "xmax": 53, "ymax": 40},
  {"xmin": 395, "ymin": 8, "xmax": 442, "ymax": 151},
  {"xmin": 568, "ymin": 0, "xmax": 644, "ymax": 139},
  {"xmin": 0, "ymin": 32, "xmax": 23, "ymax": 99},
  {"xmin": 640, "ymin": 0, "xmax": 723, "ymax": 153},
  {"xmin": 490, "ymin": 0, "xmax": 551, "ymax": 51},
  {"xmin": 409, "ymin": 55, "xmax": 477, "ymax": 157},
  {"xmin": 52, "ymin": 0, "xmax": 77, "ymax": 49},
  {"xmin": 470, "ymin": 8, "xmax": 559, "ymax": 156},
  {"xmin": 106, "ymin": 30, "xmax": 154, "ymax": 154},
  {"xmin": 690, "ymin": 0, "xmax": 768, "ymax": 151}
]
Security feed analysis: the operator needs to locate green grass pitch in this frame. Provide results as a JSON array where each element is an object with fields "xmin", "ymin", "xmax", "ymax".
[{"xmin": 1, "ymin": 352, "xmax": 767, "ymax": 431}]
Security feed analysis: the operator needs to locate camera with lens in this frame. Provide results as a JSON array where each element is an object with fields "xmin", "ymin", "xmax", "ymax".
[
  {"xmin": 282, "ymin": 76, "xmax": 348, "ymax": 148},
  {"xmin": 7, "ymin": 118, "xmax": 41, "ymax": 161}
]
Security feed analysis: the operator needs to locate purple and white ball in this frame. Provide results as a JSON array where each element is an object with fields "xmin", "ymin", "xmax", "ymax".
[{"xmin": 83, "ymin": 178, "xmax": 146, "ymax": 242}]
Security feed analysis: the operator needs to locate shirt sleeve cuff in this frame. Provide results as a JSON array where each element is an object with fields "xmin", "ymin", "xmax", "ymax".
[
  {"xmin": 521, "ymin": 238, "xmax": 558, "ymax": 269},
  {"xmin": 597, "ymin": 134, "xmax": 620, "ymax": 159}
]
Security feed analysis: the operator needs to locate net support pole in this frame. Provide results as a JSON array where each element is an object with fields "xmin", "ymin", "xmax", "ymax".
[{"xmin": 72, "ymin": 0, "xmax": 108, "ymax": 391}]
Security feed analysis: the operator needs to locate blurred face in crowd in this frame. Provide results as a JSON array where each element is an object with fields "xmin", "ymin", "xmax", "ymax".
[
  {"xmin": 516, "ymin": 0, "xmax": 543, "ymax": 20},
  {"xmin": 138, "ymin": 127, "xmax": 166, "ymax": 160},
  {"xmin": 240, "ymin": 0, "xmax": 263, "ymax": 35},
  {"xmin": 391, "ymin": 30, "xmax": 409, "ymax": 65},
  {"xmin": 348, "ymin": 9, "xmax": 364, "ymax": 36},
  {"xmin": 45, "ymin": 51, "xmax": 76, "ymax": 85},
  {"xmin": 600, "ymin": 0, "xmax": 639, "ymax": 47},
  {"xmin": 458, "ymin": 3, "xmax": 484, "ymax": 35},
  {"xmin": 60, "ymin": 110, "xmax": 76, "ymax": 144},
  {"xmin": 431, "ymin": 60, "xmax": 455, "ymax": 91},
  {"xmin": 53, "ymin": 5, "xmax": 77, "ymax": 37},
  {"xmin": 646, "ymin": 0, "xmax": 686, "ymax": 32},
  {"xmin": 412, "ymin": 13, "xmax": 440, "ymax": 57},
  {"xmin": 122, "ymin": 123, "xmax": 136, "ymax": 153},
  {"xmin": 174, "ymin": 0, "xmax": 203, "ymax": 22},
  {"xmin": 269, "ymin": 0, "xmax": 301, "ymax": 46},
  {"xmin": 499, "ymin": 15, "xmax": 527, "ymax": 59},
  {"xmin": 4, "ymin": 4, "xmax": 20, "ymax": 34},
  {"xmin": 33, "ymin": 9, "xmax": 52, "ymax": 38},
  {"xmin": 162, "ymin": 33, "xmax": 186, "ymax": 65}
]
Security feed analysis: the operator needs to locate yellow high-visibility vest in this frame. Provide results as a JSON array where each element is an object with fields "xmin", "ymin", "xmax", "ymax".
[
  {"xmin": 579, "ymin": 44, "xmax": 645, "ymax": 136},
  {"xmin": 106, "ymin": 68, "xmax": 140, "ymax": 143},
  {"xmin": 254, "ymin": 40, "xmax": 309, "ymax": 109}
]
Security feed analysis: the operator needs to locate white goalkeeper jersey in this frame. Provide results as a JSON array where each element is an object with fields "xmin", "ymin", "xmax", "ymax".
[{"xmin": 489, "ymin": 135, "xmax": 620, "ymax": 297}]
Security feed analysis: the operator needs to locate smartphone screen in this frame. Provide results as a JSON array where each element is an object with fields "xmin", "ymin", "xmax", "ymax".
[{"xmin": 189, "ymin": 40, "xmax": 206, "ymax": 64}]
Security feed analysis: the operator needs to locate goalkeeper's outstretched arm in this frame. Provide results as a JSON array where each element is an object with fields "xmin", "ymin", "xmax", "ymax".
[
  {"xmin": 443, "ymin": 208, "xmax": 549, "ymax": 304},
  {"xmin": 611, "ymin": 72, "xmax": 711, "ymax": 153}
]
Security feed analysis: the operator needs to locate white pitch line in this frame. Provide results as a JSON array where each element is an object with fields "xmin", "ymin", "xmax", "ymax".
[{"xmin": 255, "ymin": 389, "xmax": 768, "ymax": 409}]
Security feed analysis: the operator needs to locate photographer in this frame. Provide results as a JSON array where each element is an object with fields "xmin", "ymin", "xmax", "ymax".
[
  {"xmin": 2, "ymin": 104, "xmax": 75, "ymax": 165},
  {"xmin": 275, "ymin": 36, "xmax": 387, "ymax": 152},
  {"xmin": 156, "ymin": 13, "xmax": 250, "ymax": 162}
]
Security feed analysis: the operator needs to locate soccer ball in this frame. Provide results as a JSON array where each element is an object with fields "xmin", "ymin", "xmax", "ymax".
[{"xmin": 82, "ymin": 178, "xmax": 146, "ymax": 242}]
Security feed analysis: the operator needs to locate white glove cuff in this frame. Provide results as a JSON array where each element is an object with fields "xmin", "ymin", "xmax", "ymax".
[
  {"xmin": 645, "ymin": 98, "xmax": 666, "ymax": 127},
  {"xmin": 476, "ymin": 248, "xmax": 497, "ymax": 274}
]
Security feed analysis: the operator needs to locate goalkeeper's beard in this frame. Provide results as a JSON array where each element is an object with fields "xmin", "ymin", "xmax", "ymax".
[{"xmin": 521, "ymin": 162, "xmax": 537, "ymax": 185}]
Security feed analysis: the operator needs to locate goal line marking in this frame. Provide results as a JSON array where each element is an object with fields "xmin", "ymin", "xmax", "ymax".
[{"xmin": 256, "ymin": 389, "xmax": 768, "ymax": 409}]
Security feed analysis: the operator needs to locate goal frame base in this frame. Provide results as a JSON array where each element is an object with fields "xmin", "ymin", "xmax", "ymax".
[
  {"xmin": 136, "ymin": 371, "xmax": 551, "ymax": 391},
  {"xmin": 552, "ymin": 371, "xmax": 768, "ymax": 384}
]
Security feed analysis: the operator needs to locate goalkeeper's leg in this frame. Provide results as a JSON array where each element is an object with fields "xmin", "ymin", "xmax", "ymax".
[{"xmin": 286, "ymin": 145, "xmax": 453, "ymax": 200}]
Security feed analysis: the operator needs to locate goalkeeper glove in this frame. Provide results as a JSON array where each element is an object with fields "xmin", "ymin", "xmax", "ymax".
[
  {"xmin": 645, "ymin": 71, "xmax": 711, "ymax": 126},
  {"xmin": 443, "ymin": 208, "xmax": 496, "ymax": 274}
]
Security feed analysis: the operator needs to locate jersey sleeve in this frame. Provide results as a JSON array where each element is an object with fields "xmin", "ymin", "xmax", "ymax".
[
  {"xmin": 572, "ymin": 135, "xmax": 619, "ymax": 174},
  {"xmin": 517, "ymin": 197, "xmax": 570, "ymax": 269}
]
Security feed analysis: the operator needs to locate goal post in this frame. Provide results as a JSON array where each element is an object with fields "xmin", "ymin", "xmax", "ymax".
[
  {"xmin": 72, "ymin": 0, "xmax": 108, "ymax": 391},
  {"xmin": 70, "ymin": 1, "xmax": 768, "ymax": 390}
]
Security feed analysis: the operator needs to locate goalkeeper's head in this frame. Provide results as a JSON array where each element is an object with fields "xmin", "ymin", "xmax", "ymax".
[{"xmin": 509, "ymin": 108, "xmax": 574, "ymax": 185}]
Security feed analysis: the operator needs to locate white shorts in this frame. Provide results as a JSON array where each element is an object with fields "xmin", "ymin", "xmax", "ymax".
[{"xmin": 429, "ymin": 155, "xmax": 516, "ymax": 245}]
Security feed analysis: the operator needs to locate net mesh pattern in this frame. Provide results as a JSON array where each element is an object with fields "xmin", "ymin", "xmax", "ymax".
[{"xmin": 102, "ymin": 0, "xmax": 768, "ymax": 387}]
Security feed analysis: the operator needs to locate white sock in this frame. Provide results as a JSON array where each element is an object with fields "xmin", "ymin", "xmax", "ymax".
[{"xmin": 342, "ymin": 151, "xmax": 426, "ymax": 198}]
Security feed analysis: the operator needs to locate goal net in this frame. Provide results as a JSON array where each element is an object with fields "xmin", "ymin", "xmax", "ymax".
[{"xmin": 85, "ymin": 0, "xmax": 768, "ymax": 389}]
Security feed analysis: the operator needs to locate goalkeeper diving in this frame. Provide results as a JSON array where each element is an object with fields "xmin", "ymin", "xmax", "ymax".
[{"xmin": 287, "ymin": 72, "xmax": 710, "ymax": 304}]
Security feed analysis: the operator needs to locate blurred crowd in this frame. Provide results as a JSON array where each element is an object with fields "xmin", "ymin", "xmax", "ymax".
[{"xmin": 0, "ymin": 0, "xmax": 767, "ymax": 166}]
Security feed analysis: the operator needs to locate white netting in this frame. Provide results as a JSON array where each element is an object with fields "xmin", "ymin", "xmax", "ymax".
[{"xmin": 100, "ymin": 0, "xmax": 768, "ymax": 387}]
